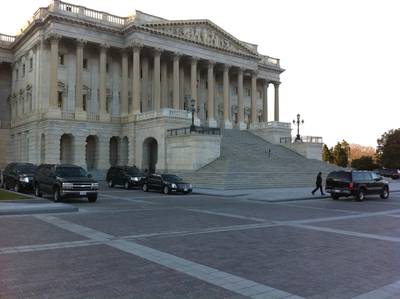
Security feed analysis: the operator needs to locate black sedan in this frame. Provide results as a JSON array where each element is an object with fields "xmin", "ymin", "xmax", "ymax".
[{"xmin": 142, "ymin": 174, "xmax": 192, "ymax": 194}]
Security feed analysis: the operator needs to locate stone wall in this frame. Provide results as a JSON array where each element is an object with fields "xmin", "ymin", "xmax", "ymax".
[
  {"xmin": 283, "ymin": 142, "xmax": 323, "ymax": 161},
  {"xmin": 0, "ymin": 63, "xmax": 11, "ymax": 120},
  {"xmin": 0, "ymin": 128, "xmax": 10, "ymax": 168},
  {"xmin": 166, "ymin": 134, "xmax": 221, "ymax": 170}
]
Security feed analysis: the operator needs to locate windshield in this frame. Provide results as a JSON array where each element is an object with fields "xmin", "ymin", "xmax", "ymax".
[
  {"xmin": 16, "ymin": 165, "xmax": 37, "ymax": 173},
  {"xmin": 162, "ymin": 174, "xmax": 182, "ymax": 182},
  {"xmin": 125, "ymin": 167, "xmax": 141, "ymax": 175},
  {"xmin": 56, "ymin": 167, "xmax": 88, "ymax": 178}
]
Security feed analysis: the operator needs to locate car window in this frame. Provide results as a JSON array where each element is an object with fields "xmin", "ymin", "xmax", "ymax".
[
  {"xmin": 327, "ymin": 172, "xmax": 351, "ymax": 182},
  {"xmin": 56, "ymin": 167, "xmax": 87, "ymax": 177},
  {"xmin": 125, "ymin": 167, "xmax": 140, "ymax": 175},
  {"xmin": 162, "ymin": 174, "xmax": 182, "ymax": 181},
  {"xmin": 352, "ymin": 172, "xmax": 364, "ymax": 181},
  {"xmin": 371, "ymin": 172, "xmax": 379, "ymax": 180},
  {"xmin": 16, "ymin": 165, "xmax": 37, "ymax": 173}
]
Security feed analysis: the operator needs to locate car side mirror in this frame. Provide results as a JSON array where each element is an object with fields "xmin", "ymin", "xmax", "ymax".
[
  {"xmin": 87, "ymin": 173, "xmax": 92, "ymax": 178},
  {"xmin": 375, "ymin": 176, "xmax": 382, "ymax": 181}
]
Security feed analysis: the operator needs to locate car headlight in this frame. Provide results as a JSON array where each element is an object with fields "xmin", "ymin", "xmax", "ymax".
[
  {"xmin": 171, "ymin": 183, "xmax": 177, "ymax": 188},
  {"xmin": 91, "ymin": 183, "xmax": 99, "ymax": 189},
  {"xmin": 130, "ymin": 177, "xmax": 139, "ymax": 181},
  {"xmin": 19, "ymin": 176, "xmax": 29, "ymax": 183},
  {"xmin": 62, "ymin": 183, "xmax": 73, "ymax": 189}
]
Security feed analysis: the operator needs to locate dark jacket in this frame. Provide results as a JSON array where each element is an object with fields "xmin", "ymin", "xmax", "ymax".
[{"xmin": 316, "ymin": 174, "xmax": 322, "ymax": 186}]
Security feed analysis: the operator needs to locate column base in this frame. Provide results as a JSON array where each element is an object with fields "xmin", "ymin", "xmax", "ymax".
[
  {"xmin": 208, "ymin": 119, "xmax": 218, "ymax": 128},
  {"xmin": 45, "ymin": 108, "xmax": 61, "ymax": 119},
  {"xmin": 75, "ymin": 110, "xmax": 87, "ymax": 121},
  {"xmin": 238, "ymin": 122, "xmax": 247, "ymax": 130},
  {"xmin": 194, "ymin": 117, "xmax": 201, "ymax": 126},
  {"xmin": 100, "ymin": 113, "xmax": 111, "ymax": 122},
  {"xmin": 128, "ymin": 113, "xmax": 136, "ymax": 122},
  {"xmin": 224, "ymin": 120, "xmax": 233, "ymax": 129}
]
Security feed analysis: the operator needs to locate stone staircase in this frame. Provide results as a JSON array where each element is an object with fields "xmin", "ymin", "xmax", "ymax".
[{"xmin": 177, "ymin": 129, "xmax": 341, "ymax": 189}]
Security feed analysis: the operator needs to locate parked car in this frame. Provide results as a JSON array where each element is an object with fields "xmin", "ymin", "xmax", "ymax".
[
  {"xmin": 142, "ymin": 173, "xmax": 192, "ymax": 194},
  {"xmin": 2, "ymin": 163, "xmax": 37, "ymax": 192},
  {"xmin": 106, "ymin": 166, "xmax": 145, "ymax": 189},
  {"xmin": 325, "ymin": 170, "xmax": 389, "ymax": 201},
  {"xmin": 33, "ymin": 164, "xmax": 98, "ymax": 202},
  {"xmin": 379, "ymin": 168, "xmax": 400, "ymax": 180}
]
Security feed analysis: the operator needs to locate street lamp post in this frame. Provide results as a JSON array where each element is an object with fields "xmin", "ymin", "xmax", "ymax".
[{"xmin": 292, "ymin": 113, "xmax": 304, "ymax": 142}]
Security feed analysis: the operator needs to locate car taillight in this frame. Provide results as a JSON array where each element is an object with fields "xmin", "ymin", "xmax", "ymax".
[{"xmin": 348, "ymin": 183, "xmax": 353, "ymax": 190}]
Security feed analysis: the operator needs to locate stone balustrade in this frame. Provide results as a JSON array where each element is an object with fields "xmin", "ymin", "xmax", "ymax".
[
  {"xmin": 280, "ymin": 136, "xmax": 323, "ymax": 144},
  {"xmin": 51, "ymin": 0, "xmax": 131, "ymax": 27},
  {"xmin": 61, "ymin": 111, "xmax": 75, "ymax": 120},
  {"xmin": 0, "ymin": 34, "xmax": 16, "ymax": 48},
  {"xmin": 136, "ymin": 108, "xmax": 191, "ymax": 121},
  {"xmin": 260, "ymin": 55, "xmax": 280, "ymax": 67},
  {"xmin": 250, "ymin": 121, "xmax": 291, "ymax": 130}
]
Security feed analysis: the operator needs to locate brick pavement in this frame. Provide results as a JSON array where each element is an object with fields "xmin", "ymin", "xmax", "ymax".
[{"xmin": 1, "ymin": 190, "xmax": 400, "ymax": 298}]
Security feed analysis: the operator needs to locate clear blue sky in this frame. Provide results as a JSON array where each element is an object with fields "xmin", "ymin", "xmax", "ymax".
[{"xmin": 1, "ymin": 0, "xmax": 399, "ymax": 148}]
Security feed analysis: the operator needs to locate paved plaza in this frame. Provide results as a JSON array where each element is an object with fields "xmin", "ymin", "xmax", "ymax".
[{"xmin": 2, "ymin": 187, "xmax": 400, "ymax": 298}]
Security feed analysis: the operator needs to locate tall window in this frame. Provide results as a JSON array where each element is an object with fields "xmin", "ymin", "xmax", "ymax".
[
  {"xmin": 57, "ymin": 92, "xmax": 63, "ymax": 108},
  {"xmin": 245, "ymin": 88, "xmax": 250, "ymax": 96},
  {"xmin": 83, "ymin": 58, "xmax": 88, "ymax": 70},
  {"xmin": 22, "ymin": 64, "xmax": 25, "ymax": 77},
  {"xmin": 82, "ymin": 94, "xmax": 87, "ymax": 111},
  {"xmin": 16, "ymin": 68, "xmax": 19, "ymax": 80},
  {"xmin": 29, "ymin": 58, "xmax": 33, "ymax": 71},
  {"xmin": 58, "ymin": 54, "xmax": 64, "ymax": 65}
]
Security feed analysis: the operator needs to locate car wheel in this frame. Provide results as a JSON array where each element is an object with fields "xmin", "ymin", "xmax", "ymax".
[
  {"xmin": 380, "ymin": 187, "xmax": 389, "ymax": 199},
  {"xmin": 357, "ymin": 189, "xmax": 365, "ymax": 201},
  {"xmin": 124, "ymin": 182, "xmax": 130, "ymax": 190},
  {"xmin": 88, "ymin": 195, "xmax": 97, "ymax": 203},
  {"xmin": 53, "ymin": 187, "xmax": 61, "ymax": 202},
  {"xmin": 108, "ymin": 180, "xmax": 114, "ymax": 188},
  {"xmin": 142, "ymin": 183, "xmax": 148, "ymax": 192},
  {"xmin": 14, "ymin": 182, "xmax": 21, "ymax": 193},
  {"xmin": 163, "ymin": 186, "xmax": 170, "ymax": 195},
  {"xmin": 331, "ymin": 194, "xmax": 339, "ymax": 200},
  {"xmin": 34, "ymin": 184, "xmax": 42, "ymax": 197}
]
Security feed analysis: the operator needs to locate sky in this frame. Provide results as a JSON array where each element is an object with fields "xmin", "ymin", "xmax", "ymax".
[{"xmin": 1, "ymin": 0, "xmax": 399, "ymax": 148}]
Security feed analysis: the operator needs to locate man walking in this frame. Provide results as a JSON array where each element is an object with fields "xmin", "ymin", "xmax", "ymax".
[{"xmin": 312, "ymin": 172, "xmax": 325, "ymax": 195}]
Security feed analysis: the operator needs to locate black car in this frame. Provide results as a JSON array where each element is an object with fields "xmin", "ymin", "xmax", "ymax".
[
  {"xmin": 142, "ymin": 173, "xmax": 192, "ymax": 194},
  {"xmin": 325, "ymin": 170, "xmax": 389, "ymax": 201},
  {"xmin": 33, "ymin": 164, "xmax": 98, "ymax": 202},
  {"xmin": 379, "ymin": 168, "xmax": 400, "ymax": 180},
  {"xmin": 2, "ymin": 163, "xmax": 37, "ymax": 192},
  {"xmin": 106, "ymin": 166, "xmax": 145, "ymax": 189}
]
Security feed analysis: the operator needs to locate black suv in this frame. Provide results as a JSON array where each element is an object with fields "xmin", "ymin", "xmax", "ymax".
[
  {"xmin": 106, "ymin": 166, "xmax": 145, "ymax": 189},
  {"xmin": 33, "ymin": 164, "xmax": 98, "ymax": 202},
  {"xmin": 325, "ymin": 170, "xmax": 389, "ymax": 201},
  {"xmin": 379, "ymin": 168, "xmax": 400, "ymax": 180},
  {"xmin": 142, "ymin": 173, "xmax": 192, "ymax": 194},
  {"xmin": 2, "ymin": 163, "xmax": 37, "ymax": 192}
]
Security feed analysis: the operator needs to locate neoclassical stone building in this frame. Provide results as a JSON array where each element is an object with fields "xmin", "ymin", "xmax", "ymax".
[{"xmin": 0, "ymin": 0, "xmax": 292, "ymax": 173}]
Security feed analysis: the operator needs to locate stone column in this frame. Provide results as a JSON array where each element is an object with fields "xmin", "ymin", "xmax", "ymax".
[
  {"xmin": 223, "ymin": 64, "xmax": 232, "ymax": 129},
  {"xmin": 75, "ymin": 39, "xmax": 86, "ymax": 119},
  {"xmin": 172, "ymin": 53, "xmax": 180, "ymax": 110},
  {"xmin": 250, "ymin": 71, "xmax": 258, "ymax": 125},
  {"xmin": 99, "ymin": 43, "xmax": 108, "ymax": 118},
  {"xmin": 263, "ymin": 81, "xmax": 269, "ymax": 122},
  {"xmin": 141, "ymin": 56, "xmax": 149, "ymax": 112},
  {"xmin": 153, "ymin": 48, "xmax": 162, "ymax": 112},
  {"xmin": 179, "ymin": 64, "xmax": 185, "ymax": 109},
  {"xmin": 237, "ymin": 68, "xmax": 246, "ymax": 130},
  {"xmin": 207, "ymin": 61, "xmax": 217, "ymax": 127},
  {"xmin": 49, "ymin": 34, "xmax": 60, "ymax": 110},
  {"xmin": 132, "ymin": 42, "xmax": 142, "ymax": 115},
  {"xmin": 97, "ymin": 136, "xmax": 110, "ymax": 170},
  {"xmin": 274, "ymin": 82, "xmax": 280, "ymax": 121},
  {"xmin": 73, "ymin": 135, "xmax": 87, "ymax": 168},
  {"xmin": 161, "ymin": 60, "xmax": 168, "ymax": 108},
  {"xmin": 190, "ymin": 57, "xmax": 200, "ymax": 125},
  {"xmin": 121, "ymin": 50, "xmax": 129, "ymax": 117}
]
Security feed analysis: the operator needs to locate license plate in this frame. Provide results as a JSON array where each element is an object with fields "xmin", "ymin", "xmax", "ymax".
[
  {"xmin": 80, "ymin": 191, "xmax": 87, "ymax": 196},
  {"xmin": 334, "ymin": 189, "xmax": 341, "ymax": 193}
]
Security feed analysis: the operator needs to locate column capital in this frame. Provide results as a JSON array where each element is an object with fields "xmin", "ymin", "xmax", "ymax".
[
  {"xmin": 223, "ymin": 64, "xmax": 231, "ymax": 72},
  {"xmin": 76, "ymin": 39, "xmax": 87, "ymax": 47},
  {"xmin": 208, "ymin": 60, "xmax": 216, "ymax": 67},
  {"xmin": 237, "ymin": 67, "xmax": 245, "ymax": 74},
  {"xmin": 191, "ymin": 56, "xmax": 199, "ymax": 64},
  {"xmin": 152, "ymin": 47, "xmax": 163, "ymax": 56},
  {"xmin": 100, "ymin": 42, "xmax": 110, "ymax": 50},
  {"xmin": 251, "ymin": 69, "xmax": 259, "ymax": 76},
  {"xmin": 273, "ymin": 81, "xmax": 281, "ymax": 86},
  {"xmin": 131, "ymin": 41, "xmax": 143, "ymax": 50},
  {"xmin": 48, "ymin": 33, "xmax": 62, "ymax": 43},
  {"xmin": 173, "ymin": 52, "xmax": 182, "ymax": 60}
]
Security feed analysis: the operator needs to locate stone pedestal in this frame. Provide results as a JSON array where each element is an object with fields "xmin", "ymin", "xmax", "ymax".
[
  {"xmin": 224, "ymin": 120, "xmax": 233, "ymax": 129},
  {"xmin": 238, "ymin": 122, "xmax": 247, "ymax": 130},
  {"xmin": 75, "ymin": 110, "xmax": 87, "ymax": 121},
  {"xmin": 208, "ymin": 119, "xmax": 218, "ymax": 128}
]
